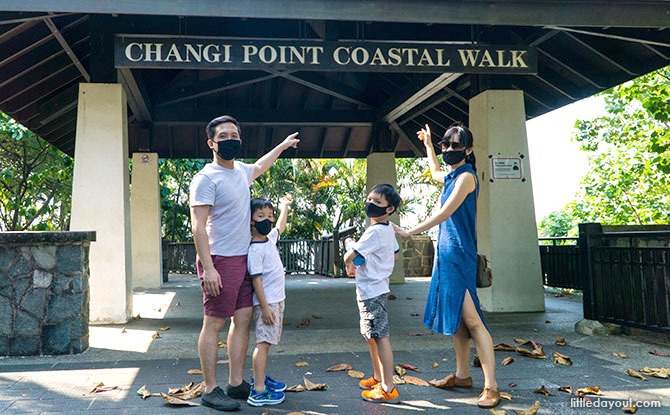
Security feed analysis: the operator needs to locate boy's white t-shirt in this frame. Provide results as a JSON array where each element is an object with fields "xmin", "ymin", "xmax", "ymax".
[
  {"xmin": 189, "ymin": 161, "xmax": 255, "ymax": 256},
  {"xmin": 350, "ymin": 222, "xmax": 399, "ymax": 301},
  {"xmin": 247, "ymin": 228, "xmax": 286, "ymax": 306}
]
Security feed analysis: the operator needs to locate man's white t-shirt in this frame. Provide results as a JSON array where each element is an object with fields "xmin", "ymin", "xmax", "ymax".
[
  {"xmin": 189, "ymin": 162, "xmax": 255, "ymax": 256},
  {"xmin": 247, "ymin": 228, "xmax": 286, "ymax": 306},
  {"xmin": 350, "ymin": 222, "xmax": 399, "ymax": 301}
]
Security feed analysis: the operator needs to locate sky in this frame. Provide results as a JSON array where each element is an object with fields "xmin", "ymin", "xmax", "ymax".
[{"xmin": 526, "ymin": 96, "xmax": 607, "ymax": 222}]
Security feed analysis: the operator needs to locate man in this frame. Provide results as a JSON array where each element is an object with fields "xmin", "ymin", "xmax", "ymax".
[{"xmin": 190, "ymin": 115, "xmax": 299, "ymax": 411}]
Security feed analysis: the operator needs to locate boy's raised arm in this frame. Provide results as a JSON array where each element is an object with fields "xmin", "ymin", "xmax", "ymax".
[{"xmin": 275, "ymin": 195, "xmax": 292, "ymax": 234}]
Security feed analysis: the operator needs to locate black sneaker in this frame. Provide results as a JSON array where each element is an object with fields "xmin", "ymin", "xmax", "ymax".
[
  {"xmin": 225, "ymin": 380, "xmax": 252, "ymax": 400},
  {"xmin": 201, "ymin": 386, "xmax": 240, "ymax": 411}
]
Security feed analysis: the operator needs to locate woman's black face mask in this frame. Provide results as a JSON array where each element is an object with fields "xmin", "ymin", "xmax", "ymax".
[{"xmin": 442, "ymin": 149, "xmax": 467, "ymax": 165}]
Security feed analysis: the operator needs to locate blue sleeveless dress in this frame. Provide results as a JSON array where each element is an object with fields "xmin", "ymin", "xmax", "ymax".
[{"xmin": 424, "ymin": 163, "xmax": 488, "ymax": 335}]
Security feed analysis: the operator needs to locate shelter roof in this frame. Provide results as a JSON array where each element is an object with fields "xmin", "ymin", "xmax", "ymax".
[{"xmin": 1, "ymin": 1, "xmax": 668, "ymax": 159}]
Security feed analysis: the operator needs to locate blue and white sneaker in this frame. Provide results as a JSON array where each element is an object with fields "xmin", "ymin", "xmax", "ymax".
[
  {"xmin": 246, "ymin": 387, "xmax": 285, "ymax": 407},
  {"xmin": 251, "ymin": 375, "xmax": 287, "ymax": 392}
]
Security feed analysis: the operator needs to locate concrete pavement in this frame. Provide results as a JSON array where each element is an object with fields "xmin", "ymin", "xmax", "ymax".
[{"xmin": 0, "ymin": 274, "xmax": 668, "ymax": 414}]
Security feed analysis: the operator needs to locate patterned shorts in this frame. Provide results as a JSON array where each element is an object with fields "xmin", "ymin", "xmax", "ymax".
[
  {"xmin": 357, "ymin": 293, "xmax": 389, "ymax": 339},
  {"xmin": 253, "ymin": 301, "xmax": 285, "ymax": 345}
]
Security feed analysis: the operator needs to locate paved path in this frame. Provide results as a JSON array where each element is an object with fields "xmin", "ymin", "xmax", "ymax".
[{"xmin": 0, "ymin": 275, "xmax": 668, "ymax": 414}]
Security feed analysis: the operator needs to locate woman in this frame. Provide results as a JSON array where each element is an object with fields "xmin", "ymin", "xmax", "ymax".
[{"xmin": 393, "ymin": 123, "xmax": 499, "ymax": 408}]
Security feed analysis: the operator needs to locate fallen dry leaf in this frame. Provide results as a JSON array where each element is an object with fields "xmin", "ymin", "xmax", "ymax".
[
  {"xmin": 612, "ymin": 352, "xmax": 628, "ymax": 358},
  {"xmin": 287, "ymin": 412, "xmax": 306, "ymax": 415},
  {"xmin": 187, "ymin": 369, "xmax": 203, "ymax": 375},
  {"xmin": 311, "ymin": 314, "xmax": 324, "ymax": 319},
  {"xmin": 297, "ymin": 318, "xmax": 311, "ymax": 328},
  {"xmin": 432, "ymin": 362, "xmax": 439, "ymax": 367},
  {"xmin": 558, "ymin": 385, "xmax": 573, "ymax": 394},
  {"xmin": 473, "ymin": 355, "xmax": 482, "ymax": 367},
  {"xmin": 639, "ymin": 367, "xmax": 670, "ymax": 379},
  {"xmin": 286, "ymin": 384, "xmax": 306, "ymax": 392},
  {"xmin": 500, "ymin": 391, "xmax": 512, "ymax": 400},
  {"xmin": 347, "ymin": 370, "xmax": 365, "ymax": 379},
  {"xmin": 394, "ymin": 365, "xmax": 406, "ymax": 377},
  {"xmin": 626, "ymin": 369, "xmax": 648, "ymax": 381},
  {"xmin": 553, "ymin": 351, "xmax": 572, "ymax": 365},
  {"xmin": 494, "ymin": 343, "xmax": 516, "ymax": 352},
  {"xmin": 403, "ymin": 375, "xmax": 430, "ymax": 386},
  {"xmin": 388, "ymin": 294, "xmax": 397, "ymax": 300},
  {"xmin": 217, "ymin": 340, "xmax": 227, "ymax": 348},
  {"xmin": 157, "ymin": 326, "xmax": 170, "ymax": 331},
  {"xmin": 490, "ymin": 410, "xmax": 507, "ymax": 415},
  {"xmin": 555, "ymin": 336, "xmax": 566, "ymax": 346},
  {"xmin": 393, "ymin": 375, "xmax": 405, "ymax": 384},
  {"xmin": 649, "ymin": 350, "xmax": 670, "ymax": 357},
  {"xmin": 398, "ymin": 363, "xmax": 420, "ymax": 372},
  {"xmin": 216, "ymin": 359, "xmax": 229, "ymax": 364},
  {"xmin": 513, "ymin": 400, "xmax": 540, "ymax": 415},
  {"xmin": 533, "ymin": 385, "xmax": 552, "ymax": 396},
  {"xmin": 121, "ymin": 327, "xmax": 127, "ymax": 333},
  {"xmin": 137, "ymin": 385, "xmax": 152, "ymax": 399},
  {"xmin": 90, "ymin": 382, "xmax": 119, "ymax": 393},
  {"xmin": 167, "ymin": 382, "xmax": 205, "ymax": 400},
  {"xmin": 295, "ymin": 361, "xmax": 309, "ymax": 367},
  {"xmin": 325, "ymin": 363, "xmax": 350, "ymax": 371},
  {"xmin": 509, "ymin": 383, "xmax": 517, "ymax": 388},
  {"xmin": 303, "ymin": 377, "xmax": 327, "ymax": 391},
  {"xmin": 501, "ymin": 356, "xmax": 514, "ymax": 366},
  {"xmin": 160, "ymin": 393, "xmax": 200, "ymax": 406},
  {"xmin": 623, "ymin": 404, "xmax": 638, "ymax": 413},
  {"xmin": 515, "ymin": 346, "xmax": 546, "ymax": 359},
  {"xmin": 408, "ymin": 332, "xmax": 424, "ymax": 336},
  {"xmin": 152, "ymin": 331, "xmax": 160, "ymax": 339},
  {"xmin": 576, "ymin": 386, "xmax": 602, "ymax": 396}
]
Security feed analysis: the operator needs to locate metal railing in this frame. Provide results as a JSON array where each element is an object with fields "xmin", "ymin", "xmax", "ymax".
[{"xmin": 538, "ymin": 237, "xmax": 584, "ymax": 290}]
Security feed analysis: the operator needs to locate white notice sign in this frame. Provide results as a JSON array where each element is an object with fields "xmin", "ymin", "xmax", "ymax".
[{"xmin": 491, "ymin": 157, "xmax": 523, "ymax": 180}]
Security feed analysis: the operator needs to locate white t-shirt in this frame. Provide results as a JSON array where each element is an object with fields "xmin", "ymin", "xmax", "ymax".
[
  {"xmin": 189, "ymin": 162, "xmax": 255, "ymax": 256},
  {"xmin": 247, "ymin": 228, "xmax": 286, "ymax": 306},
  {"xmin": 350, "ymin": 222, "xmax": 400, "ymax": 301}
]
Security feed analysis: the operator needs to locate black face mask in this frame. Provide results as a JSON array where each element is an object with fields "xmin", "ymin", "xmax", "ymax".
[
  {"xmin": 254, "ymin": 219, "xmax": 273, "ymax": 236},
  {"xmin": 214, "ymin": 139, "xmax": 241, "ymax": 160},
  {"xmin": 365, "ymin": 202, "xmax": 390, "ymax": 218},
  {"xmin": 442, "ymin": 149, "xmax": 467, "ymax": 165}
]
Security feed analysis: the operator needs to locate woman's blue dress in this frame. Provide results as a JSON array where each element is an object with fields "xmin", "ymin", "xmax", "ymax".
[{"xmin": 424, "ymin": 163, "xmax": 488, "ymax": 335}]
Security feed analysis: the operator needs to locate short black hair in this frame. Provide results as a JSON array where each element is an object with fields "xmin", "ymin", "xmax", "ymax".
[
  {"xmin": 251, "ymin": 198, "xmax": 274, "ymax": 214},
  {"xmin": 206, "ymin": 115, "xmax": 241, "ymax": 140},
  {"xmin": 370, "ymin": 184, "xmax": 402, "ymax": 214}
]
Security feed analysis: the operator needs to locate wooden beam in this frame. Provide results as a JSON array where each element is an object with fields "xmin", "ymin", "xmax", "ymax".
[
  {"xmin": 379, "ymin": 73, "xmax": 462, "ymax": 123},
  {"xmin": 152, "ymin": 107, "xmax": 375, "ymax": 127},
  {"xmin": 268, "ymin": 70, "xmax": 371, "ymax": 108},
  {"xmin": 4, "ymin": 1, "xmax": 670, "ymax": 28},
  {"xmin": 43, "ymin": 15, "xmax": 89, "ymax": 81},
  {"xmin": 118, "ymin": 67, "xmax": 152, "ymax": 122},
  {"xmin": 154, "ymin": 71, "xmax": 285, "ymax": 107},
  {"xmin": 390, "ymin": 121, "xmax": 422, "ymax": 158}
]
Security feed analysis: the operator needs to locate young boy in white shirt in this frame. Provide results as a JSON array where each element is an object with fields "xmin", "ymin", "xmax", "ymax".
[
  {"xmin": 246, "ymin": 195, "xmax": 292, "ymax": 406},
  {"xmin": 343, "ymin": 184, "xmax": 402, "ymax": 403}
]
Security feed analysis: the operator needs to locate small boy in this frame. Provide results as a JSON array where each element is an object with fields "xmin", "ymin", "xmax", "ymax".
[
  {"xmin": 343, "ymin": 184, "xmax": 402, "ymax": 403},
  {"xmin": 246, "ymin": 196, "xmax": 292, "ymax": 406}
]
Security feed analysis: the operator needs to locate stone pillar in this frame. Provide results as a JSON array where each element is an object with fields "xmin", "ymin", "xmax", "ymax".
[
  {"xmin": 469, "ymin": 90, "xmax": 544, "ymax": 312},
  {"xmin": 70, "ymin": 83, "xmax": 132, "ymax": 323},
  {"xmin": 366, "ymin": 152, "xmax": 405, "ymax": 284},
  {"xmin": 0, "ymin": 231, "xmax": 95, "ymax": 356},
  {"xmin": 131, "ymin": 153, "xmax": 163, "ymax": 290}
]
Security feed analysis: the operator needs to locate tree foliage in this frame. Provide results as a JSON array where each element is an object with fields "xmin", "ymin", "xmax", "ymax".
[
  {"xmin": 539, "ymin": 66, "xmax": 670, "ymax": 236},
  {"xmin": 0, "ymin": 112, "xmax": 73, "ymax": 231}
]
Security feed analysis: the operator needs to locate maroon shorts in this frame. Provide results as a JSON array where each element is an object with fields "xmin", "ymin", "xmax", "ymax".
[{"xmin": 196, "ymin": 255, "xmax": 253, "ymax": 318}]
